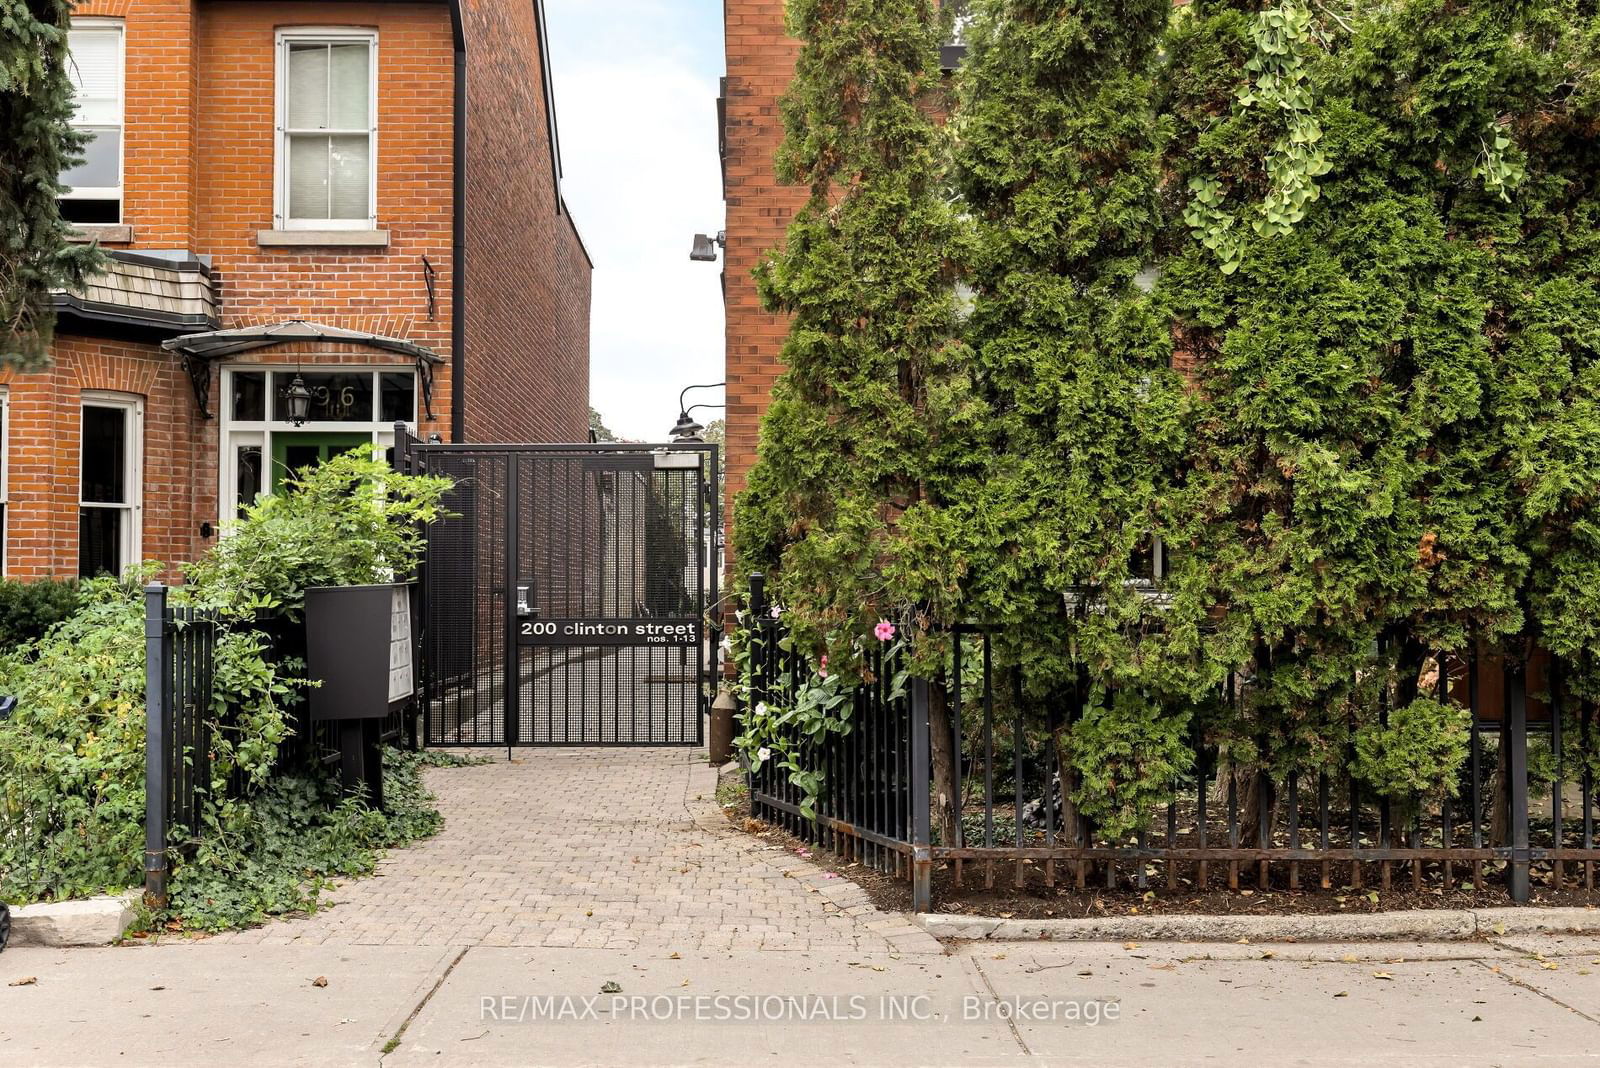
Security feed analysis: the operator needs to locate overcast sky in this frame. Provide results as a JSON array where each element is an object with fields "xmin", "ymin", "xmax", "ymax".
[{"xmin": 542, "ymin": 1, "xmax": 727, "ymax": 442}]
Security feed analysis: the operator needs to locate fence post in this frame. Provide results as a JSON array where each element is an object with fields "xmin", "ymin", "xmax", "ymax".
[
  {"xmin": 392, "ymin": 421, "xmax": 421, "ymax": 752},
  {"xmin": 143, "ymin": 583, "xmax": 169, "ymax": 910},
  {"xmin": 910, "ymin": 676, "xmax": 933, "ymax": 913},
  {"xmin": 1506, "ymin": 660, "xmax": 1532, "ymax": 903},
  {"xmin": 745, "ymin": 575, "xmax": 765, "ymax": 815}
]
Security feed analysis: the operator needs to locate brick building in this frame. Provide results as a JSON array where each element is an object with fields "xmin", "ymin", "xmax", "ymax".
[
  {"xmin": 717, "ymin": 5, "xmax": 961, "ymax": 558},
  {"xmin": 13, "ymin": 0, "xmax": 589, "ymax": 580}
]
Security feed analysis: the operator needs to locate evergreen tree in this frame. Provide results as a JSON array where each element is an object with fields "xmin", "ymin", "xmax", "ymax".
[
  {"xmin": 945, "ymin": 0, "xmax": 1190, "ymax": 836},
  {"xmin": 1158, "ymin": 0, "xmax": 1596, "ymax": 815},
  {"xmin": 1, "ymin": 0, "xmax": 103, "ymax": 366},
  {"xmin": 735, "ymin": 0, "xmax": 963, "ymax": 651}
]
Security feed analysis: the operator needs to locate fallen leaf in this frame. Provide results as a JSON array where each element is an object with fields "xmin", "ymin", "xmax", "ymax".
[
  {"xmin": 1373, "ymin": 972, "xmax": 1394, "ymax": 981},
  {"xmin": 8, "ymin": 977, "xmax": 36, "ymax": 987},
  {"xmin": 312, "ymin": 976, "xmax": 328, "ymax": 988},
  {"xmin": 1123, "ymin": 942, "xmax": 1140, "ymax": 950},
  {"xmin": 1333, "ymin": 991, "xmax": 1348, "ymax": 998},
  {"xmin": 601, "ymin": 981, "xmax": 622, "ymax": 994},
  {"xmin": 992, "ymin": 954, "xmax": 1006, "ymax": 960},
  {"xmin": 1340, "ymin": 954, "xmax": 1359, "ymax": 963},
  {"xmin": 1542, "ymin": 963, "xmax": 1560, "ymax": 971},
  {"xmin": 668, "ymin": 952, "xmax": 681, "ymax": 960}
]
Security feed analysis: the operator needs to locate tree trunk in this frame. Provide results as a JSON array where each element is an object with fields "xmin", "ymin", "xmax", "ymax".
[
  {"xmin": 1235, "ymin": 766, "xmax": 1278, "ymax": 845},
  {"xmin": 928, "ymin": 680, "xmax": 961, "ymax": 847},
  {"xmin": 1491, "ymin": 719, "xmax": 1511, "ymax": 847}
]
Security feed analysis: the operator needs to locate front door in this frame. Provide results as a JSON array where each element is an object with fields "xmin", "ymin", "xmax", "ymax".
[{"xmin": 271, "ymin": 432, "xmax": 373, "ymax": 492}]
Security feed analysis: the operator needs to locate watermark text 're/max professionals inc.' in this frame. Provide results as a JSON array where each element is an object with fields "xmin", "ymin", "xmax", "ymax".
[{"xmin": 480, "ymin": 994, "xmax": 1121, "ymax": 1026}]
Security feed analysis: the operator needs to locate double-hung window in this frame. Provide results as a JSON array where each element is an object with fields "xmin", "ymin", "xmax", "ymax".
[
  {"xmin": 276, "ymin": 29, "xmax": 378, "ymax": 229},
  {"xmin": 79, "ymin": 394, "xmax": 142, "ymax": 578},
  {"xmin": 60, "ymin": 20, "xmax": 124, "ymax": 224}
]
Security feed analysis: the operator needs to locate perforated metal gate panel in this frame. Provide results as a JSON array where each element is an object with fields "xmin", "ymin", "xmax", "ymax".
[{"xmin": 406, "ymin": 442, "xmax": 715, "ymax": 747}]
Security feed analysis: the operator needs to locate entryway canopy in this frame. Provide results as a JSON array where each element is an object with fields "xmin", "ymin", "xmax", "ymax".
[{"xmin": 161, "ymin": 319, "xmax": 442, "ymax": 419}]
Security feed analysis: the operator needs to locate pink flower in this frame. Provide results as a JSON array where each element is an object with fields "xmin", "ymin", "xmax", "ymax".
[
  {"xmin": 818, "ymin": 654, "xmax": 828, "ymax": 679},
  {"xmin": 770, "ymin": 605, "xmax": 783, "ymax": 619},
  {"xmin": 874, "ymin": 621, "xmax": 896, "ymax": 642}
]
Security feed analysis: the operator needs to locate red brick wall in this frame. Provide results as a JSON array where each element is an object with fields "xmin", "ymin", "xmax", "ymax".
[
  {"xmin": 1, "ymin": 338, "xmax": 199, "ymax": 580},
  {"xmin": 458, "ymin": 0, "xmax": 591, "ymax": 445},
  {"xmin": 193, "ymin": 0, "xmax": 456, "ymax": 435},
  {"xmin": 10, "ymin": 0, "xmax": 592, "ymax": 579},
  {"xmin": 721, "ymin": 2, "xmax": 804, "ymax": 555}
]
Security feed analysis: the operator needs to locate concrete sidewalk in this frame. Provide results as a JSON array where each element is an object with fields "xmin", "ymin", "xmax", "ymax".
[{"xmin": 4, "ymin": 934, "xmax": 1600, "ymax": 1065}]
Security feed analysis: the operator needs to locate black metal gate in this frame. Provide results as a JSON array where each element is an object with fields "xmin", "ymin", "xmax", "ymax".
[{"xmin": 399, "ymin": 434, "xmax": 718, "ymax": 747}]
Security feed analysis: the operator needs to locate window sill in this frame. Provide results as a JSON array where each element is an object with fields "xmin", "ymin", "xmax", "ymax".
[
  {"xmin": 256, "ymin": 229, "xmax": 390, "ymax": 248},
  {"xmin": 67, "ymin": 224, "xmax": 134, "ymax": 244}
]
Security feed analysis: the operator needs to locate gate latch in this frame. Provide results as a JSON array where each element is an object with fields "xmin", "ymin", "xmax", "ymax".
[{"xmin": 516, "ymin": 585, "xmax": 538, "ymax": 618}]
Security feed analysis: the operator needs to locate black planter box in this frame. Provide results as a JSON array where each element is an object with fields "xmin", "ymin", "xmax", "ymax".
[{"xmin": 305, "ymin": 583, "xmax": 416, "ymax": 722}]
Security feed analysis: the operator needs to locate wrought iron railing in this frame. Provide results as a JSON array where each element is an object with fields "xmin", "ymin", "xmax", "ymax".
[
  {"xmin": 739, "ymin": 576, "xmax": 1600, "ymax": 909},
  {"xmin": 142, "ymin": 584, "xmax": 218, "ymax": 907}
]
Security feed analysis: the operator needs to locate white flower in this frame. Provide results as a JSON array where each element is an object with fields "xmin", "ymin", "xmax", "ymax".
[
  {"xmin": 756, "ymin": 747, "xmax": 772, "ymax": 764},
  {"xmin": 720, "ymin": 636, "xmax": 733, "ymax": 654},
  {"xmin": 770, "ymin": 605, "xmax": 783, "ymax": 619},
  {"xmin": 755, "ymin": 702, "xmax": 768, "ymax": 716}
]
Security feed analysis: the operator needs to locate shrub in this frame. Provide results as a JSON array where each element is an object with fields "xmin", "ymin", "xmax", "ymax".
[
  {"xmin": 0, "ymin": 578, "xmax": 81, "ymax": 649},
  {"xmin": 1352, "ymin": 697, "xmax": 1472, "ymax": 803},
  {"xmin": 0, "ymin": 575, "xmax": 289, "ymax": 902},
  {"xmin": 186, "ymin": 448, "xmax": 454, "ymax": 621}
]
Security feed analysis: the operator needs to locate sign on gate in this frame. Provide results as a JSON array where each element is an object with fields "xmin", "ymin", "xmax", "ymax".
[{"xmin": 518, "ymin": 619, "xmax": 701, "ymax": 647}]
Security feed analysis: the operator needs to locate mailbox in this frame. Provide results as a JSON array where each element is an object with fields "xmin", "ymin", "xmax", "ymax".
[{"xmin": 305, "ymin": 583, "xmax": 416, "ymax": 721}]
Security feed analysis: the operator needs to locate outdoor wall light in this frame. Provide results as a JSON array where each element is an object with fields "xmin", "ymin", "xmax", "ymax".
[
  {"xmin": 669, "ymin": 410, "xmax": 705, "ymax": 442},
  {"xmin": 689, "ymin": 231, "xmax": 726, "ymax": 262},
  {"xmin": 284, "ymin": 373, "xmax": 314, "ymax": 427},
  {"xmin": 669, "ymin": 382, "xmax": 726, "ymax": 443}
]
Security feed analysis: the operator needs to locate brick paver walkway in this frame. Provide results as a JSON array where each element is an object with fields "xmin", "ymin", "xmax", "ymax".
[{"xmin": 209, "ymin": 749, "xmax": 939, "ymax": 954}]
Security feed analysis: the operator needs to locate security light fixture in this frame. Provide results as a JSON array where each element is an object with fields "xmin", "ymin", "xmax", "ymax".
[
  {"xmin": 689, "ymin": 231, "xmax": 726, "ymax": 262},
  {"xmin": 284, "ymin": 373, "xmax": 314, "ymax": 427}
]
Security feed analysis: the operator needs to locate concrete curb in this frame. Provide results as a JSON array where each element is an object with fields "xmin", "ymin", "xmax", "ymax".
[
  {"xmin": 917, "ymin": 906, "xmax": 1600, "ymax": 943},
  {"xmin": 10, "ymin": 891, "xmax": 140, "ymax": 947}
]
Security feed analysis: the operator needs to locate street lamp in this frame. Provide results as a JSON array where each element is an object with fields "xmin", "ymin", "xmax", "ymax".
[{"xmin": 283, "ymin": 373, "xmax": 314, "ymax": 427}]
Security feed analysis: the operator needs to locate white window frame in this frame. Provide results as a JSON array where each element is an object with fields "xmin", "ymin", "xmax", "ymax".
[
  {"xmin": 61, "ymin": 18, "xmax": 125, "ymax": 216},
  {"xmin": 79, "ymin": 391, "xmax": 143, "ymax": 576},
  {"xmin": 217, "ymin": 365, "xmax": 418, "ymax": 524},
  {"xmin": 274, "ymin": 27, "xmax": 379, "ymax": 230}
]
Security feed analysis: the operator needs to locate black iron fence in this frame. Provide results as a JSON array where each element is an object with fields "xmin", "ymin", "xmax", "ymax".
[
  {"xmin": 739, "ymin": 577, "xmax": 1600, "ymax": 909},
  {"xmin": 142, "ymin": 584, "xmax": 218, "ymax": 907},
  {"xmin": 745, "ymin": 576, "xmax": 931, "ymax": 895}
]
